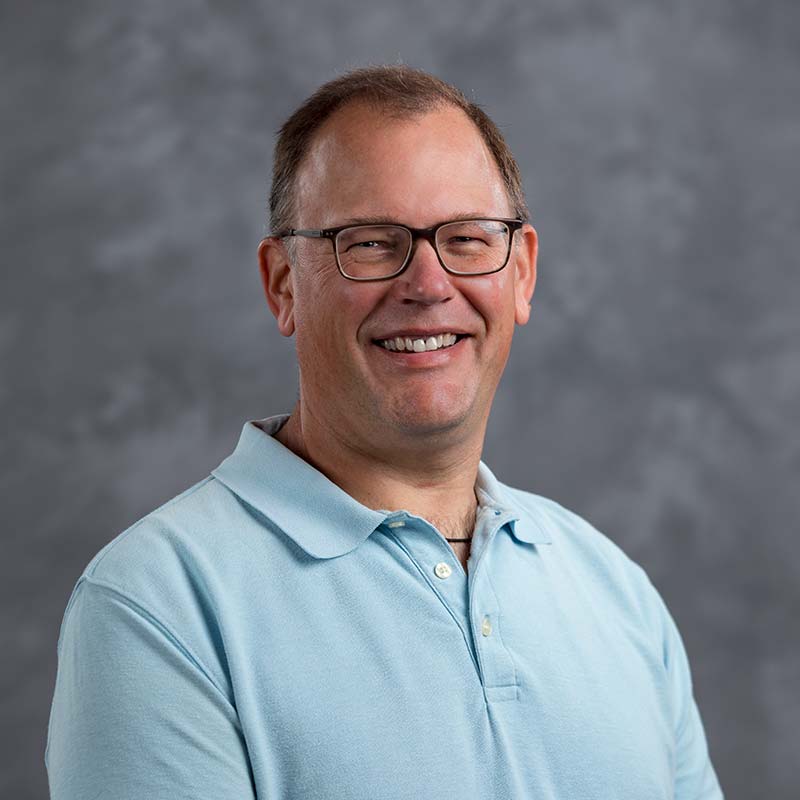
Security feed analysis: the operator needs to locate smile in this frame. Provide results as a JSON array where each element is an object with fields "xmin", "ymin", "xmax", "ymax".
[{"xmin": 374, "ymin": 333, "xmax": 466, "ymax": 352}]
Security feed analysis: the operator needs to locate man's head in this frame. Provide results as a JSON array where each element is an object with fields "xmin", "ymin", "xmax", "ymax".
[
  {"xmin": 268, "ymin": 65, "xmax": 530, "ymax": 238},
  {"xmin": 259, "ymin": 65, "xmax": 537, "ymax": 454}
]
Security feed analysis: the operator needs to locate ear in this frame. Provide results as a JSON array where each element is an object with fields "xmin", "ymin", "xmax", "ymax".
[
  {"xmin": 513, "ymin": 224, "xmax": 538, "ymax": 326},
  {"xmin": 258, "ymin": 237, "xmax": 296, "ymax": 337}
]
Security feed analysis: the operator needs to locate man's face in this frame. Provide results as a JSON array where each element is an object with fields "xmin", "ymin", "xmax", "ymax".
[{"xmin": 262, "ymin": 102, "xmax": 537, "ymax": 448}]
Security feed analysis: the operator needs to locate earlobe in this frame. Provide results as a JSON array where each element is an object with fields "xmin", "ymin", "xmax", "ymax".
[
  {"xmin": 258, "ymin": 237, "xmax": 296, "ymax": 337},
  {"xmin": 513, "ymin": 224, "xmax": 538, "ymax": 325}
]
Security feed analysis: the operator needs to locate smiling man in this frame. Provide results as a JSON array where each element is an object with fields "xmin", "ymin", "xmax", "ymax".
[
  {"xmin": 46, "ymin": 66, "xmax": 724, "ymax": 799},
  {"xmin": 259, "ymin": 97, "xmax": 537, "ymax": 573}
]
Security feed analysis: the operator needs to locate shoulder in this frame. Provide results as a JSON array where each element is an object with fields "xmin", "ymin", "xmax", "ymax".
[
  {"xmin": 501, "ymin": 482, "xmax": 671, "ymax": 636},
  {"xmin": 61, "ymin": 474, "xmax": 255, "ymax": 647},
  {"xmin": 80, "ymin": 475, "xmax": 231, "ymax": 590},
  {"xmin": 504, "ymin": 481, "xmax": 640, "ymax": 567},
  {"xmin": 52, "ymin": 475, "xmax": 251, "ymax": 712}
]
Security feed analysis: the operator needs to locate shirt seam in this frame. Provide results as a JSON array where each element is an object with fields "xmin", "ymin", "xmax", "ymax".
[{"xmin": 77, "ymin": 574, "xmax": 234, "ymax": 708}]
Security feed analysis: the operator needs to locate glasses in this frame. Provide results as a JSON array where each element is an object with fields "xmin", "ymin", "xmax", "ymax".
[{"xmin": 273, "ymin": 217, "xmax": 524, "ymax": 281}]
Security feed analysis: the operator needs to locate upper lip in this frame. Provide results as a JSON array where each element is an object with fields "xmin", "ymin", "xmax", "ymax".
[{"xmin": 372, "ymin": 329, "xmax": 471, "ymax": 341}]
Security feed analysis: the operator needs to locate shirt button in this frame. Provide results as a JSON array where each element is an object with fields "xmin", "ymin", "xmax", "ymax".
[
  {"xmin": 387, "ymin": 520, "xmax": 405, "ymax": 528},
  {"xmin": 481, "ymin": 616, "xmax": 492, "ymax": 637},
  {"xmin": 434, "ymin": 562, "xmax": 452, "ymax": 579}
]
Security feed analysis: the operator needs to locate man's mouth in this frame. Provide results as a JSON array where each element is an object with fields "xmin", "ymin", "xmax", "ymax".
[{"xmin": 373, "ymin": 333, "xmax": 468, "ymax": 353}]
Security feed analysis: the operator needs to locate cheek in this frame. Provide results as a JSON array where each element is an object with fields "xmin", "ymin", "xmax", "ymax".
[
  {"xmin": 292, "ymin": 254, "xmax": 339, "ymax": 331},
  {"xmin": 460, "ymin": 273, "xmax": 515, "ymax": 331},
  {"xmin": 292, "ymin": 264, "xmax": 382, "ymax": 362}
]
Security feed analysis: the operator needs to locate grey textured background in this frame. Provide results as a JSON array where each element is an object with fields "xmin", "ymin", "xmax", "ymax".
[{"xmin": 2, "ymin": 1, "xmax": 798, "ymax": 797}]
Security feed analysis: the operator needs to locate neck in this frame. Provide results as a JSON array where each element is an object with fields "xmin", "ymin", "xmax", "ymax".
[{"xmin": 273, "ymin": 401, "xmax": 486, "ymax": 525}]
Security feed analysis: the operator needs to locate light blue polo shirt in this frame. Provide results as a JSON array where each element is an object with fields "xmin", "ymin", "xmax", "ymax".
[{"xmin": 46, "ymin": 414, "xmax": 723, "ymax": 799}]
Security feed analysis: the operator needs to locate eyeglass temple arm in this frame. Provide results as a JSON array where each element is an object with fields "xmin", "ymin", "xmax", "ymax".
[{"xmin": 271, "ymin": 229, "xmax": 335, "ymax": 239}]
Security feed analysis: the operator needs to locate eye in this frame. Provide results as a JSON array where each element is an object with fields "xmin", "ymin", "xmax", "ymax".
[
  {"xmin": 438, "ymin": 220, "xmax": 510, "ymax": 256},
  {"xmin": 444, "ymin": 234, "xmax": 489, "ymax": 247},
  {"xmin": 351, "ymin": 239, "xmax": 389, "ymax": 250}
]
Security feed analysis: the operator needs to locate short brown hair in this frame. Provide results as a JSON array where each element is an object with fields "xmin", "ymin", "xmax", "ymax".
[{"xmin": 269, "ymin": 64, "xmax": 529, "ymax": 234}]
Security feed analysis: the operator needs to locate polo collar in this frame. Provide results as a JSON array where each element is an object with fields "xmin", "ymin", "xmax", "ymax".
[{"xmin": 211, "ymin": 414, "xmax": 552, "ymax": 559}]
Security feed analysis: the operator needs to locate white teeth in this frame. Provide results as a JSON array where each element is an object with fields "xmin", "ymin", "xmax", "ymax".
[{"xmin": 377, "ymin": 333, "xmax": 461, "ymax": 352}]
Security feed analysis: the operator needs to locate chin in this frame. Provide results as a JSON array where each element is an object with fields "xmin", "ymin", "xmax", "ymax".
[{"xmin": 383, "ymin": 397, "xmax": 476, "ymax": 439}]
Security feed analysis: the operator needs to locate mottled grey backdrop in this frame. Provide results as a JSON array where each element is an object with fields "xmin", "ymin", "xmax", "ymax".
[{"xmin": 2, "ymin": 1, "xmax": 798, "ymax": 797}]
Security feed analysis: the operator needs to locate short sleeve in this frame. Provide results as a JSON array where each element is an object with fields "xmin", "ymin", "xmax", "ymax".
[
  {"xmin": 657, "ymin": 589, "xmax": 725, "ymax": 800},
  {"xmin": 45, "ymin": 578, "xmax": 256, "ymax": 800}
]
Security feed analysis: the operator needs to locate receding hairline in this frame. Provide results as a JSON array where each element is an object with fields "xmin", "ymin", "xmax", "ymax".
[
  {"xmin": 291, "ymin": 99, "xmax": 511, "ymax": 222},
  {"xmin": 269, "ymin": 65, "xmax": 530, "ymax": 235}
]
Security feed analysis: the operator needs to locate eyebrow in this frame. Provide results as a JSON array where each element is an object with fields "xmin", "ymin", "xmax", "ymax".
[{"xmin": 337, "ymin": 212, "xmax": 499, "ymax": 227}]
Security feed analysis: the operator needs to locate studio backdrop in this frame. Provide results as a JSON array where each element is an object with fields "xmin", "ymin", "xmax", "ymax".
[{"xmin": 2, "ymin": 2, "xmax": 798, "ymax": 798}]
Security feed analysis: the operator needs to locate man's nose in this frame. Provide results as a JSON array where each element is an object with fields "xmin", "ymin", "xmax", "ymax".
[{"xmin": 392, "ymin": 238, "xmax": 455, "ymax": 305}]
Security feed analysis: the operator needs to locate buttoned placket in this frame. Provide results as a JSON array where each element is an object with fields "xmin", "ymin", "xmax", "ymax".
[{"xmin": 380, "ymin": 504, "xmax": 521, "ymax": 704}]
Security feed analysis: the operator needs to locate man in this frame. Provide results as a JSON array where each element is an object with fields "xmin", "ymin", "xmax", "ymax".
[{"xmin": 46, "ymin": 66, "xmax": 724, "ymax": 799}]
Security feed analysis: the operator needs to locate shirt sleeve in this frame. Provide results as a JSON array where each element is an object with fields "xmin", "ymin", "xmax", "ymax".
[
  {"xmin": 45, "ymin": 577, "xmax": 256, "ymax": 800},
  {"xmin": 657, "ymin": 589, "xmax": 725, "ymax": 800}
]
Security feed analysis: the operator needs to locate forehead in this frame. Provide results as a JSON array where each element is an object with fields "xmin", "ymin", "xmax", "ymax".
[{"xmin": 294, "ymin": 102, "xmax": 511, "ymax": 227}]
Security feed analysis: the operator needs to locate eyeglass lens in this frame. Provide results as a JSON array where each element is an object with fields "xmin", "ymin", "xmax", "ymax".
[{"xmin": 335, "ymin": 220, "xmax": 512, "ymax": 279}]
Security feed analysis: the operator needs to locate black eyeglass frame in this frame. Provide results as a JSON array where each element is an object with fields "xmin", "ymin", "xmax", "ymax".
[{"xmin": 272, "ymin": 217, "xmax": 526, "ymax": 281}]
